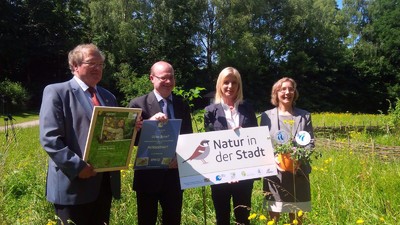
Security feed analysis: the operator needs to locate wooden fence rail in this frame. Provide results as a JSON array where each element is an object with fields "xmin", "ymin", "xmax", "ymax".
[
  {"xmin": 316, "ymin": 138, "xmax": 400, "ymax": 161},
  {"xmin": 312, "ymin": 125, "xmax": 399, "ymax": 160},
  {"xmin": 314, "ymin": 124, "xmax": 391, "ymax": 134}
]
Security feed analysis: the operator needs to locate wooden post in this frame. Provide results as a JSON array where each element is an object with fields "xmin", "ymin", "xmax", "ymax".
[
  {"xmin": 371, "ymin": 138, "xmax": 375, "ymax": 155},
  {"xmin": 347, "ymin": 131, "xmax": 350, "ymax": 147}
]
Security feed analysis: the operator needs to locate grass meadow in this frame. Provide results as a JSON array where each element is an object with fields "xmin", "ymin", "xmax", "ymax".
[{"xmin": 0, "ymin": 113, "xmax": 399, "ymax": 224}]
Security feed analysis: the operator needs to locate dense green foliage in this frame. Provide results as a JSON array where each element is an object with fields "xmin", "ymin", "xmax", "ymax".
[
  {"xmin": 0, "ymin": 79, "xmax": 30, "ymax": 113},
  {"xmin": 1, "ymin": 0, "xmax": 400, "ymax": 113}
]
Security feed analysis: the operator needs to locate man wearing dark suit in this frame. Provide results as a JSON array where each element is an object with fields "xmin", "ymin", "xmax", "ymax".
[
  {"xmin": 39, "ymin": 44, "xmax": 120, "ymax": 225},
  {"xmin": 128, "ymin": 61, "xmax": 193, "ymax": 225}
]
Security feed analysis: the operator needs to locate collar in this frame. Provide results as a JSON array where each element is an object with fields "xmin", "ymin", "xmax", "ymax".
[
  {"xmin": 221, "ymin": 99, "xmax": 239, "ymax": 111},
  {"xmin": 153, "ymin": 90, "xmax": 172, "ymax": 102},
  {"xmin": 74, "ymin": 76, "xmax": 97, "ymax": 92}
]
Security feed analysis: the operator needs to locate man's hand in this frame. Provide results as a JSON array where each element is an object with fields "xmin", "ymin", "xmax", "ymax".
[
  {"xmin": 169, "ymin": 157, "xmax": 178, "ymax": 168},
  {"xmin": 150, "ymin": 112, "xmax": 169, "ymax": 122},
  {"xmin": 78, "ymin": 164, "xmax": 97, "ymax": 179},
  {"xmin": 135, "ymin": 116, "xmax": 143, "ymax": 130}
]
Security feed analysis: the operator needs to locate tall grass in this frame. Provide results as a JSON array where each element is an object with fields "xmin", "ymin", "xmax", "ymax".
[
  {"xmin": 313, "ymin": 113, "xmax": 400, "ymax": 146},
  {"xmin": 1, "ymin": 114, "xmax": 399, "ymax": 224},
  {"xmin": 0, "ymin": 127, "xmax": 52, "ymax": 224},
  {"xmin": 312, "ymin": 112, "xmax": 388, "ymax": 127},
  {"xmin": 308, "ymin": 146, "xmax": 400, "ymax": 224}
]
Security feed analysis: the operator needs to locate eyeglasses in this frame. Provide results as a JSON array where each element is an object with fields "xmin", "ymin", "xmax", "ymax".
[
  {"xmin": 279, "ymin": 87, "xmax": 295, "ymax": 93},
  {"xmin": 82, "ymin": 61, "xmax": 105, "ymax": 68},
  {"xmin": 152, "ymin": 75, "xmax": 174, "ymax": 82}
]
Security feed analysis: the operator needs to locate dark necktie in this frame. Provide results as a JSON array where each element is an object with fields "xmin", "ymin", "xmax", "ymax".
[
  {"xmin": 160, "ymin": 99, "xmax": 172, "ymax": 118},
  {"xmin": 88, "ymin": 87, "xmax": 101, "ymax": 106}
]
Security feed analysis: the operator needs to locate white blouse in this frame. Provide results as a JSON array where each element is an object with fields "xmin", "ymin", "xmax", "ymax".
[{"xmin": 221, "ymin": 99, "xmax": 239, "ymax": 129}]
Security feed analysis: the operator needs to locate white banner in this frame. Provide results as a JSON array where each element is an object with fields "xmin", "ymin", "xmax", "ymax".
[{"xmin": 176, "ymin": 126, "xmax": 277, "ymax": 189}]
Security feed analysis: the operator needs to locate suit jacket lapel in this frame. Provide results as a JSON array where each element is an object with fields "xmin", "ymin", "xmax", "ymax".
[
  {"xmin": 238, "ymin": 103, "xmax": 245, "ymax": 127},
  {"xmin": 149, "ymin": 92, "xmax": 162, "ymax": 115},
  {"xmin": 216, "ymin": 104, "xmax": 228, "ymax": 129},
  {"xmin": 172, "ymin": 95, "xmax": 191, "ymax": 120},
  {"xmin": 69, "ymin": 79, "xmax": 92, "ymax": 120},
  {"xmin": 271, "ymin": 107, "xmax": 279, "ymax": 132},
  {"xmin": 97, "ymin": 88, "xmax": 109, "ymax": 106},
  {"xmin": 293, "ymin": 108, "xmax": 303, "ymax": 137}
]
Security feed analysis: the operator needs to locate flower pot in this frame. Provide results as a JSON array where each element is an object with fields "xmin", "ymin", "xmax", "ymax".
[{"xmin": 276, "ymin": 153, "xmax": 300, "ymax": 174}]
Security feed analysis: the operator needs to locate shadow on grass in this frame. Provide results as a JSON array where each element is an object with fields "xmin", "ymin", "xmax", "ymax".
[{"xmin": 0, "ymin": 110, "xmax": 39, "ymax": 124}]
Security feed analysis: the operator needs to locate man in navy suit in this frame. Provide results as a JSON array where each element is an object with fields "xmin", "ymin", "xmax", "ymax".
[
  {"xmin": 39, "ymin": 44, "xmax": 120, "ymax": 225},
  {"xmin": 128, "ymin": 61, "xmax": 193, "ymax": 225}
]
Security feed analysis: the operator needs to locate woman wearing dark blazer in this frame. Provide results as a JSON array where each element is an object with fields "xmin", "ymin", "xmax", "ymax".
[{"xmin": 204, "ymin": 67, "xmax": 258, "ymax": 225}]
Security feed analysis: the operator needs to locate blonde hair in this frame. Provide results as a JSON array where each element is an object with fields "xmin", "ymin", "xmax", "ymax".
[
  {"xmin": 68, "ymin": 44, "xmax": 105, "ymax": 72},
  {"xmin": 214, "ymin": 67, "xmax": 243, "ymax": 104},
  {"xmin": 270, "ymin": 77, "xmax": 299, "ymax": 106}
]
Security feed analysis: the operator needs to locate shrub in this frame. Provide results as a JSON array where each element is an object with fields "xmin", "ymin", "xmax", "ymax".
[
  {"xmin": 387, "ymin": 98, "xmax": 400, "ymax": 132},
  {"xmin": 0, "ymin": 79, "xmax": 30, "ymax": 112}
]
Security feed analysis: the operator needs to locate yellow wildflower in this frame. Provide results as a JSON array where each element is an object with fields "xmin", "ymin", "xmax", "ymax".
[
  {"xmin": 292, "ymin": 219, "xmax": 299, "ymax": 225},
  {"xmin": 248, "ymin": 213, "xmax": 257, "ymax": 220},
  {"xmin": 46, "ymin": 220, "xmax": 57, "ymax": 225},
  {"xmin": 379, "ymin": 217, "xmax": 385, "ymax": 222},
  {"xmin": 297, "ymin": 210, "xmax": 303, "ymax": 217},
  {"xmin": 267, "ymin": 219, "xmax": 275, "ymax": 225},
  {"xmin": 356, "ymin": 219, "xmax": 364, "ymax": 224},
  {"xmin": 259, "ymin": 215, "xmax": 267, "ymax": 221}
]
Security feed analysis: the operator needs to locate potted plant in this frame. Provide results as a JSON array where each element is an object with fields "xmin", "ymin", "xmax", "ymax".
[
  {"xmin": 274, "ymin": 140, "xmax": 318, "ymax": 173},
  {"xmin": 273, "ymin": 120, "xmax": 320, "ymax": 173},
  {"xmin": 275, "ymin": 141, "xmax": 300, "ymax": 173}
]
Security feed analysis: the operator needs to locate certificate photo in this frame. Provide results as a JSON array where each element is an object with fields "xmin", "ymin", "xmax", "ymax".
[{"xmin": 83, "ymin": 106, "xmax": 142, "ymax": 172}]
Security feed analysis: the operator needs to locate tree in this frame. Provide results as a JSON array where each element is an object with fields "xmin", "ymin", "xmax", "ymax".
[
  {"xmin": 210, "ymin": 0, "xmax": 287, "ymax": 110},
  {"xmin": 345, "ymin": 0, "xmax": 400, "ymax": 112},
  {"xmin": 0, "ymin": 0, "xmax": 87, "ymax": 107},
  {"xmin": 277, "ymin": 0, "xmax": 349, "ymax": 112},
  {"xmin": 367, "ymin": 0, "xmax": 400, "ymax": 101}
]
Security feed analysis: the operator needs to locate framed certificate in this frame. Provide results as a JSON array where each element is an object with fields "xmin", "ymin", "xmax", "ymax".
[
  {"xmin": 83, "ymin": 106, "xmax": 142, "ymax": 172},
  {"xmin": 134, "ymin": 119, "xmax": 182, "ymax": 169}
]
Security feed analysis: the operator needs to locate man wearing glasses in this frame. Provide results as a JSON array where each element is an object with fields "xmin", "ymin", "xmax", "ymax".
[
  {"xmin": 39, "ymin": 44, "xmax": 120, "ymax": 225},
  {"xmin": 128, "ymin": 61, "xmax": 193, "ymax": 225}
]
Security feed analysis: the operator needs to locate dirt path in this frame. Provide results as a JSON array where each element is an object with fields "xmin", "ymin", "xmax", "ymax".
[{"xmin": 0, "ymin": 120, "xmax": 39, "ymax": 132}]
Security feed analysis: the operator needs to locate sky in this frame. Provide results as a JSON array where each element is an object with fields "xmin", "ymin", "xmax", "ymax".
[{"xmin": 337, "ymin": 0, "xmax": 343, "ymax": 8}]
